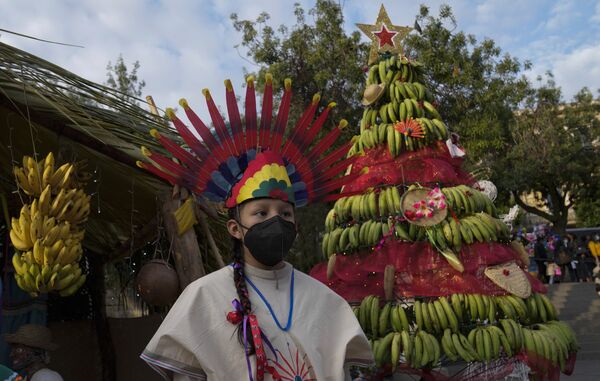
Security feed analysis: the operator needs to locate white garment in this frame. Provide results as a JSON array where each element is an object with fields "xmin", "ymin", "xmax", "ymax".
[
  {"xmin": 445, "ymin": 138, "xmax": 465, "ymax": 158},
  {"xmin": 30, "ymin": 368, "xmax": 63, "ymax": 381},
  {"xmin": 142, "ymin": 262, "xmax": 373, "ymax": 381}
]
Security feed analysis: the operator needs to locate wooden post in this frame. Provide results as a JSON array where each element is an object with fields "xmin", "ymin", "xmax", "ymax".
[
  {"xmin": 89, "ymin": 255, "xmax": 116, "ymax": 381},
  {"xmin": 195, "ymin": 207, "xmax": 225, "ymax": 269},
  {"xmin": 162, "ymin": 186, "xmax": 206, "ymax": 290}
]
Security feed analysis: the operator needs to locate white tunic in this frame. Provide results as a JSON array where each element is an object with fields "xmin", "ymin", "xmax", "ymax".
[{"xmin": 142, "ymin": 262, "xmax": 373, "ymax": 381}]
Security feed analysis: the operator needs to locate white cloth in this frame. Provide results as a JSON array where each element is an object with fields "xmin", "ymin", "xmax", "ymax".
[
  {"xmin": 446, "ymin": 138, "xmax": 465, "ymax": 158},
  {"xmin": 30, "ymin": 368, "xmax": 64, "ymax": 381},
  {"xmin": 142, "ymin": 262, "xmax": 373, "ymax": 381}
]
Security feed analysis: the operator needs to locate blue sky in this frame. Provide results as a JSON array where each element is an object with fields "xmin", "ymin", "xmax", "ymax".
[{"xmin": 1, "ymin": 0, "xmax": 599, "ymax": 120}]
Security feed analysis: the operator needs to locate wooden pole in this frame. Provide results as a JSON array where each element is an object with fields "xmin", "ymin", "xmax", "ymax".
[
  {"xmin": 89, "ymin": 255, "xmax": 116, "ymax": 381},
  {"xmin": 162, "ymin": 186, "xmax": 205, "ymax": 289},
  {"xmin": 195, "ymin": 207, "xmax": 225, "ymax": 269}
]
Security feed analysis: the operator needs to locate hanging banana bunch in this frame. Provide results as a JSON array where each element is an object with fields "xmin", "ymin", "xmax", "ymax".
[{"xmin": 10, "ymin": 152, "xmax": 90, "ymax": 297}]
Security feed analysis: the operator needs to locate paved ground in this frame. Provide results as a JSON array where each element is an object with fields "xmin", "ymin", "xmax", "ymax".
[{"xmin": 547, "ymin": 282, "xmax": 600, "ymax": 380}]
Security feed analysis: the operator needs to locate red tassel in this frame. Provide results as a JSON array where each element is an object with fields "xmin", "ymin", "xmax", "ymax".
[
  {"xmin": 258, "ymin": 75, "xmax": 273, "ymax": 149},
  {"xmin": 269, "ymin": 79, "xmax": 292, "ymax": 152},
  {"xmin": 203, "ymin": 89, "xmax": 235, "ymax": 157},
  {"xmin": 245, "ymin": 77, "xmax": 258, "ymax": 150},
  {"xmin": 225, "ymin": 80, "xmax": 244, "ymax": 155},
  {"xmin": 180, "ymin": 101, "xmax": 226, "ymax": 163}
]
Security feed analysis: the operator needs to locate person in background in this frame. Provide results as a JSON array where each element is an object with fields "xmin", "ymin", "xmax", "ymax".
[
  {"xmin": 588, "ymin": 234, "xmax": 600, "ymax": 260},
  {"xmin": 556, "ymin": 235, "xmax": 578, "ymax": 282},
  {"xmin": 546, "ymin": 260, "xmax": 558, "ymax": 285},
  {"xmin": 3, "ymin": 324, "xmax": 63, "ymax": 381},
  {"xmin": 593, "ymin": 260, "xmax": 600, "ymax": 297},
  {"xmin": 575, "ymin": 237, "xmax": 592, "ymax": 282},
  {"xmin": 585, "ymin": 235, "xmax": 598, "ymax": 277},
  {"xmin": 534, "ymin": 237, "xmax": 548, "ymax": 283}
]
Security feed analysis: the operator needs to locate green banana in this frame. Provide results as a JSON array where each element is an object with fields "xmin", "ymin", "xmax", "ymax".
[
  {"xmin": 442, "ymin": 328, "xmax": 459, "ymax": 361},
  {"xmin": 371, "ymin": 296, "xmax": 381, "ymax": 337},
  {"xmin": 433, "ymin": 300, "xmax": 449, "ymax": 331},
  {"xmin": 398, "ymin": 305, "xmax": 410, "ymax": 331},
  {"xmin": 379, "ymin": 302, "xmax": 391, "ymax": 337}
]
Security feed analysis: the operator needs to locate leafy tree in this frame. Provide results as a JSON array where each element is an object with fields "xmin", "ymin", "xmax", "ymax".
[
  {"xmin": 404, "ymin": 5, "xmax": 532, "ymax": 169},
  {"xmin": 377, "ymin": 5, "xmax": 600, "ymax": 233},
  {"xmin": 497, "ymin": 80, "xmax": 600, "ymax": 233},
  {"xmin": 575, "ymin": 197, "xmax": 600, "ymax": 227},
  {"xmin": 231, "ymin": 1, "xmax": 369, "ymax": 127},
  {"xmin": 105, "ymin": 54, "xmax": 146, "ymax": 103}
]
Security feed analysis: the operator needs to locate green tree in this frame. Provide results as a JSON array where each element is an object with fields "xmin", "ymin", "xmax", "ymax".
[
  {"xmin": 395, "ymin": 5, "xmax": 600, "ymax": 232},
  {"xmin": 497, "ymin": 80, "xmax": 600, "ymax": 233},
  {"xmin": 105, "ymin": 54, "xmax": 146, "ymax": 104},
  {"xmin": 231, "ymin": 0, "xmax": 369, "ymax": 271},
  {"xmin": 404, "ymin": 5, "xmax": 532, "ymax": 169},
  {"xmin": 575, "ymin": 197, "xmax": 600, "ymax": 227}
]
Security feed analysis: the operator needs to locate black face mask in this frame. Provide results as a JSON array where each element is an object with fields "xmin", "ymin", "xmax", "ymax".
[{"xmin": 239, "ymin": 216, "xmax": 297, "ymax": 267}]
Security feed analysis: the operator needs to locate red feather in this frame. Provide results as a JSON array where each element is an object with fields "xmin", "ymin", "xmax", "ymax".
[
  {"xmin": 225, "ymin": 80, "xmax": 244, "ymax": 155},
  {"xmin": 203, "ymin": 89, "xmax": 235, "ymax": 157},
  {"xmin": 180, "ymin": 101, "xmax": 226, "ymax": 163},
  {"xmin": 163, "ymin": 111, "xmax": 209, "ymax": 161},
  {"xmin": 312, "ymin": 172, "xmax": 362, "ymax": 197},
  {"xmin": 145, "ymin": 150, "xmax": 207, "ymax": 187},
  {"xmin": 138, "ymin": 161, "xmax": 179, "ymax": 185},
  {"xmin": 258, "ymin": 76, "xmax": 273, "ymax": 149},
  {"xmin": 290, "ymin": 103, "xmax": 335, "ymax": 162},
  {"xmin": 153, "ymin": 131, "xmax": 206, "ymax": 175},
  {"xmin": 306, "ymin": 121, "xmax": 346, "ymax": 161},
  {"xmin": 313, "ymin": 156, "xmax": 355, "ymax": 183},
  {"xmin": 312, "ymin": 141, "xmax": 354, "ymax": 174},
  {"xmin": 281, "ymin": 95, "xmax": 319, "ymax": 158},
  {"xmin": 245, "ymin": 78, "xmax": 258, "ymax": 150},
  {"xmin": 269, "ymin": 79, "xmax": 292, "ymax": 152}
]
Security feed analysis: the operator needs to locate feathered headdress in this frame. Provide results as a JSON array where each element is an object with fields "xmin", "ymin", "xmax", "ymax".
[{"xmin": 138, "ymin": 74, "xmax": 358, "ymax": 208}]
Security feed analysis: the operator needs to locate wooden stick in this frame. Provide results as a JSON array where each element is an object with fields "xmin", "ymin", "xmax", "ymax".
[
  {"xmin": 162, "ymin": 186, "xmax": 205, "ymax": 289},
  {"xmin": 196, "ymin": 206, "xmax": 225, "ymax": 268}
]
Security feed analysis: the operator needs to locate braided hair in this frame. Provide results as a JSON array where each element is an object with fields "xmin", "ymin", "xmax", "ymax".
[{"xmin": 228, "ymin": 207, "xmax": 255, "ymax": 354}]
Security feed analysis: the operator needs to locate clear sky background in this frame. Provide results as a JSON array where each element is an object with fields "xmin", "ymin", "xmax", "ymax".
[{"xmin": 1, "ymin": 0, "xmax": 599, "ymax": 118}]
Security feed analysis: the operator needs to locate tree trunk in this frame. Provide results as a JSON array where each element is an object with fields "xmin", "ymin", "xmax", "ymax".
[
  {"xmin": 513, "ymin": 191, "xmax": 569, "ymax": 234},
  {"xmin": 89, "ymin": 255, "xmax": 116, "ymax": 381},
  {"xmin": 162, "ymin": 186, "xmax": 206, "ymax": 290}
]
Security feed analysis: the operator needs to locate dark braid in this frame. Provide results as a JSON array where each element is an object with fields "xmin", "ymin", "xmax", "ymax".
[{"xmin": 229, "ymin": 208, "xmax": 255, "ymax": 354}]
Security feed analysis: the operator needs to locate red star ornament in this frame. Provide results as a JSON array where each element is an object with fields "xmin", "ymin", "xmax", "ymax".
[
  {"xmin": 356, "ymin": 4, "xmax": 413, "ymax": 65},
  {"xmin": 374, "ymin": 24, "xmax": 397, "ymax": 48}
]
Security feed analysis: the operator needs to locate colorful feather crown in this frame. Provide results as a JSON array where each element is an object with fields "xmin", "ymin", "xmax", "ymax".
[{"xmin": 138, "ymin": 74, "xmax": 358, "ymax": 208}]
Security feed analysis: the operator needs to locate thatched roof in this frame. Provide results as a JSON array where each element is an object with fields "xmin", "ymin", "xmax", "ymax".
[{"xmin": 0, "ymin": 41, "xmax": 194, "ymax": 259}]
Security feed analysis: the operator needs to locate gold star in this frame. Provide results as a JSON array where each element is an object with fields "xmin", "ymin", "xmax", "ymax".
[{"xmin": 356, "ymin": 4, "xmax": 413, "ymax": 65}]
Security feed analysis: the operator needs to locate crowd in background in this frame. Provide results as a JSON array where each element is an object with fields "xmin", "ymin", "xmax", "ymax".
[{"xmin": 514, "ymin": 226, "xmax": 600, "ymax": 292}]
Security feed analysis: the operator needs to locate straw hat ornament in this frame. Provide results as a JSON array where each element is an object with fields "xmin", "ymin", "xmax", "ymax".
[
  {"xmin": 400, "ymin": 186, "xmax": 448, "ymax": 227},
  {"xmin": 361, "ymin": 83, "xmax": 385, "ymax": 106},
  {"xmin": 484, "ymin": 261, "xmax": 532, "ymax": 299},
  {"xmin": 4, "ymin": 324, "xmax": 58, "ymax": 351}
]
